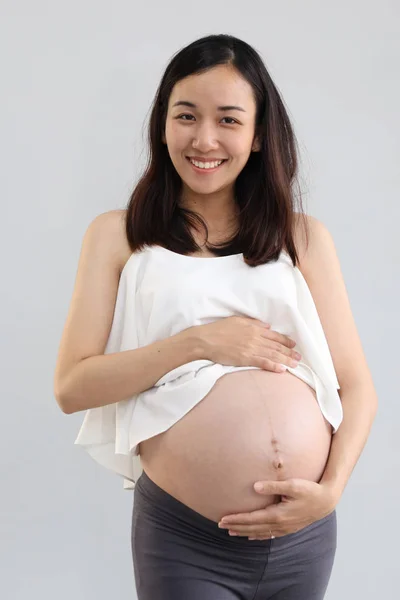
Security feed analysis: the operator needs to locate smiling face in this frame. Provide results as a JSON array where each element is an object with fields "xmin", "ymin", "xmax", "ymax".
[{"xmin": 163, "ymin": 64, "xmax": 260, "ymax": 209}]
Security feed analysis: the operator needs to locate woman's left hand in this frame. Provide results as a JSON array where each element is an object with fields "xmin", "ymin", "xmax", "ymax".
[{"xmin": 218, "ymin": 479, "xmax": 339, "ymax": 540}]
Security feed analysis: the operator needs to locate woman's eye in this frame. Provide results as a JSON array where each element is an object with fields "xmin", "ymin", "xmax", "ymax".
[{"xmin": 176, "ymin": 114, "xmax": 237, "ymax": 124}]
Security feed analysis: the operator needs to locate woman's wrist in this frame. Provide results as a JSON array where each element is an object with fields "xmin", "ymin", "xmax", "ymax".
[{"xmin": 177, "ymin": 325, "xmax": 209, "ymax": 362}]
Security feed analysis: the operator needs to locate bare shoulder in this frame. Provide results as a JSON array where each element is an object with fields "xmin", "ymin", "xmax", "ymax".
[
  {"xmin": 292, "ymin": 212, "xmax": 329, "ymax": 274},
  {"xmin": 90, "ymin": 209, "xmax": 132, "ymax": 275}
]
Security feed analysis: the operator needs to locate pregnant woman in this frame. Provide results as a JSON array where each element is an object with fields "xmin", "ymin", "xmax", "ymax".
[{"xmin": 54, "ymin": 34, "xmax": 378, "ymax": 600}]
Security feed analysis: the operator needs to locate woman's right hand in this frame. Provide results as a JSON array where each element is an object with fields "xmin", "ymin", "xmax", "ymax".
[{"xmin": 197, "ymin": 316, "xmax": 302, "ymax": 372}]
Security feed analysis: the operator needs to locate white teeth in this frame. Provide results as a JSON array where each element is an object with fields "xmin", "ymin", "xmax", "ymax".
[{"xmin": 189, "ymin": 158, "xmax": 224, "ymax": 169}]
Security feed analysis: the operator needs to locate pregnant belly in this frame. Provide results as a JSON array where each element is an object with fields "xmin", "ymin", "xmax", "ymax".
[{"xmin": 139, "ymin": 369, "xmax": 333, "ymax": 523}]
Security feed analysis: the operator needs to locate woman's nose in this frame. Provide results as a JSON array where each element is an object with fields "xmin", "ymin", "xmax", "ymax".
[{"xmin": 192, "ymin": 134, "xmax": 219, "ymax": 152}]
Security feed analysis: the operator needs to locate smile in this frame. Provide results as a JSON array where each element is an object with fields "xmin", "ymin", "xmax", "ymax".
[{"xmin": 186, "ymin": 157, "xmax": 227, "ymax": 173}]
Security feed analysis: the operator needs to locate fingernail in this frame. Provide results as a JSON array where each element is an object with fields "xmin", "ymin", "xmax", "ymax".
[{"xmin": 294, "ymin": 352, "xmax": 302, "ymax": 360}]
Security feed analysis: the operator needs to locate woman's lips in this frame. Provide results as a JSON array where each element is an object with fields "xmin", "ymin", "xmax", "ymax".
[{"xmin": 186, "ymin": 157, "xmax": 227, "ymax": 174}]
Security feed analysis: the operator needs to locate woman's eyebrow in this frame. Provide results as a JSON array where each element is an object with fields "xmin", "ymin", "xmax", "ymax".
[{"xmin": 172, "ymin": 100, "xmax": 246, "ymax": 113}]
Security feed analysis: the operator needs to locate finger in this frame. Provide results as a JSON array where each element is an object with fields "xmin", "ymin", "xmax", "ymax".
[
  {"xmin": 257, "ymin": 340, "xmax": 292, "ymax": 359},
  {"xmin": 261, "ymin": 346, "xmax": 300, "ymax": 371},
  {"xmin": 228, "ymin": 524, "xmax": 274, "ymax": 534},
  {"xmin": 253, "ymin": 356, "xmax": 289, "ymax": 373},
  {"xmin": 260, "ymin": 328, "xmax": 297, "ymax": 349},
  {"xmin": 256, "ymin": 344, "xmax": 301, "ymax": 368},
  {"xmin": 253, "ymin": 479, "xmax": 302, "ymax": 497},
  {"xmin": 220, "ymin": 507, "xmax": 279, "ymax": 526},
  {"xmin": 260, "ymin": 337, "xmax": 300, "ymax": 361}
]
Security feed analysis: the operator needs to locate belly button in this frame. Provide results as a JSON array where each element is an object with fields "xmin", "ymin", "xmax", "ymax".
[{"xmin": 272, "ymin": 457, "xmax": 284, "ymax": 470}]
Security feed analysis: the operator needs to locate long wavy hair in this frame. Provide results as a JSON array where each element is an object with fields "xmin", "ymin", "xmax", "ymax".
[{"xmin": 125, "ymin": 33, "xmax": 309, "ymax": 267}]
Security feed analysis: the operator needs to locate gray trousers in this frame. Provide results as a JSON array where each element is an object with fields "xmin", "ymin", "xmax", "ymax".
[{"xmin": 131, "ymin": 470, "xmax": 337, "ymax": 599}]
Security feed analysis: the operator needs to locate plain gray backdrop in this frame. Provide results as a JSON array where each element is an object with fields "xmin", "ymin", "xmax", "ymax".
[{"xmin": 1, "ymin": 1, "xmax": 399, "ymax": 598}]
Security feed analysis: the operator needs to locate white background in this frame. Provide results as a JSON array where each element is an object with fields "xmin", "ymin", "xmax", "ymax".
[{"xmin": 1, "ymin": 1, "xmax": 398, "ymax": 598}]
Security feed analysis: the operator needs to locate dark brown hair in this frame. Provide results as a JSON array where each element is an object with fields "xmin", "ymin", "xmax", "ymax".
[{"xmin": 125, "ymin": 33, "xmax": 309, "ymax": 267}]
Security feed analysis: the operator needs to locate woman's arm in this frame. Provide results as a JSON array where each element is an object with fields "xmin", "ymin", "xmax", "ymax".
[
  {"xmin": 298, "ymin": 216, "xmax": 378, "ymax": 500},
  {"xmin": 53, "ymin": 210, "xmax": 203, "ymax": 414},
  {"xmin": 57, "ymin": 328, "xmax": 203, "ymax": 414},
  {"xmin": 320, "ymin": 381, "xmax": 377, "ymax": 500}
]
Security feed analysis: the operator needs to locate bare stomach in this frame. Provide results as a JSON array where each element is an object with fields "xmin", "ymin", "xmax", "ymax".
[{"xmin": 139, "ymin": 369, "xmax": 333, "ymax": 523}]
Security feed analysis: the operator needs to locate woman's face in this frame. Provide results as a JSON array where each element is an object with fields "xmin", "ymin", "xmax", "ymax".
[{"xmin": 163, "ymin": 64, "xmax": 260, "ymax": 197}]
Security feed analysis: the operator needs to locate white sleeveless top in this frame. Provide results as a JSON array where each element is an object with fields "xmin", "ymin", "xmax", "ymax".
[{"xmin": 74, "ymin": 245, "xmax": 343, "ymax": 490}]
